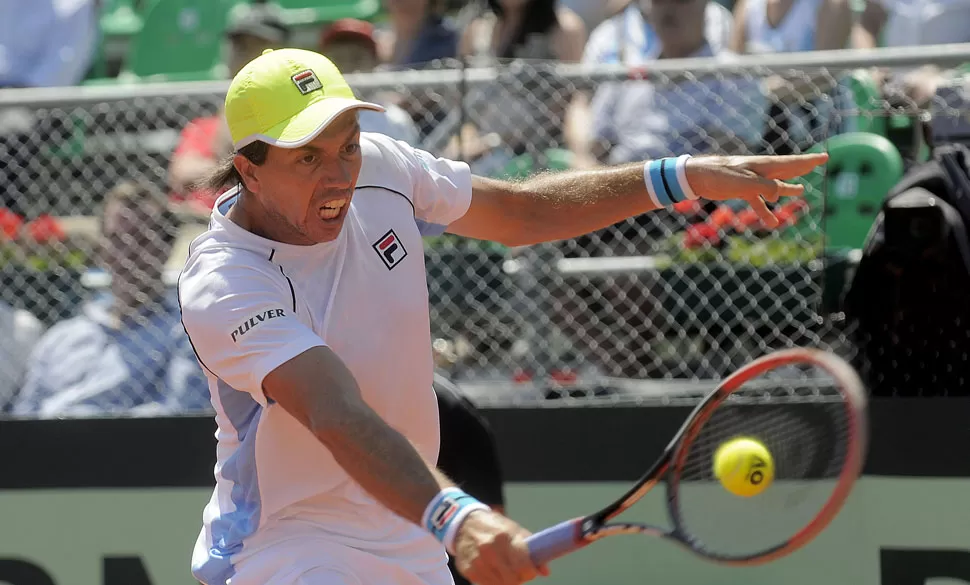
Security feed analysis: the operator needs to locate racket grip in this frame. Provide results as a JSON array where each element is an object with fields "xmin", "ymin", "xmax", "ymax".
[{"xmin": 525, "ymin": 518, "xmax": 586, "ymax": 566}]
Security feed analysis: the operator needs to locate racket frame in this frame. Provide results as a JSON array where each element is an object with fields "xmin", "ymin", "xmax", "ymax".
[{"xmin": 525, "ymin": 348, "xmax": 868, "ymax": 566}]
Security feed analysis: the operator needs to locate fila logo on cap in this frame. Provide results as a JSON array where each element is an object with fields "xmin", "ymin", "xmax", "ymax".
[
  {"xmin": 291, "ymin": 69, "xmax": 322, "ymax": 95},
  {"xmin": 373, "ymin": 229, "xmax": 407, "ymax": 270}
]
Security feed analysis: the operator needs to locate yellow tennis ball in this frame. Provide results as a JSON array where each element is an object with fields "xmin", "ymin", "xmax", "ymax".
[{"xmin": 712, "ymin": 437, "xmax": 774, "ymax": 497}]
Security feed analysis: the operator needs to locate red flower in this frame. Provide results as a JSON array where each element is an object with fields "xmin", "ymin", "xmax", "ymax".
[
  {"xmin": 0, "ymin": 208, "xmax": 23, "ymax": 240},
  {"xmin": 672, "ymin": 200, "xmax": 703, "ymax": 215},
  {"xmin": 25, "ymin": 215, "xmax": 66, "ymax": 244},
  {"xmin": 773, "ymin": 200, "xmax": 809, "ymax": 227},
  {"xmin": 709, "ymin": 205, "xmax": 737, "ymax": 230},
  {"xmin": 735, "ymin": 208, "xmax": 761, "ymax": 230},
  {"xmin": 684, "ymin": 222, "xmax": 721, "ymax": 249}
]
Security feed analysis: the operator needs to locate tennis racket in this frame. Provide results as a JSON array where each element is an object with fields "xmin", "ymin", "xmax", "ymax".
[{"xmin": 525, "ymin": 347, "xmax": 868, "ymax": 566}]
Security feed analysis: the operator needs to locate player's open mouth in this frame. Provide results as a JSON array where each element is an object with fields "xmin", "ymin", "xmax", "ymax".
[{"xmin": 319, "ymin": 198, "xmax": 349, "ymax": 220}]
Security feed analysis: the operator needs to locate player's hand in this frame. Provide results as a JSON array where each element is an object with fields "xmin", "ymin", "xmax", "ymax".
[
  {"xmin": 685, "ymin": 153, "xmax": 828, "ymax": 229},
  {"xmin": 453, "ymin": 509, "xmax": 550, "ymax": 585}
]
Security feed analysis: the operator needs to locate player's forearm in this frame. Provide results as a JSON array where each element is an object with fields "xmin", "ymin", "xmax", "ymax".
[
  {"xmin": 502, "ymin": 162, "xmax": 665, "ymax": 245},
  {"xmin": 264, "ymin": 347, "xmax": 456, "ymax": 527},
  {"xmin": 318, "ymin": 406, "xmax": 455, "ymax": 525}
]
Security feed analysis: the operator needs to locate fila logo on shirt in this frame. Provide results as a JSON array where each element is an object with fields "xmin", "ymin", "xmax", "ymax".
[
  {"xmin": 291, "ymin": 69, "xmax": 322, "ymax": 95},
  {"xmin": 373, "ymin": 229, "xmax": 408, "ymax": 270},
  {"xmin": 231, "ymin": 308, "xmax": 286, "ymax": 343}
]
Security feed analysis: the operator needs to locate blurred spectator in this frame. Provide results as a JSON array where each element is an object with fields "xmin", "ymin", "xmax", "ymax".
[
  {"xmin": 452, "ymin": 0, "xmax": 587, "ymax": 175},
  {"xmin": 0, "ymin": 0, "xmax": 98, "ymax": 88},
  {"xmin": 583, "ymin": 0, "xmax": 734, "ymax": 61},
  {"xmin": 548, "ymin": 0, "xmax": 764, "ymax": 380},
  {"xmin": 731, "ymin": 0, "xmax": 851, "ymax": 53},
  {"xmin": 377, "ymin": 0, "xmax": 460, "ymax": 66},
  {"xmin": 730, "ymin": 0, "xmax": 853, "ymax": 151},
  {"xmin": 374, "ymin": 0, "xmax": 462, "ymax": 142},
  {"xmin": 319, "ymin": 19, "xmax": 421, "ymax": 144},
  {"xmin": 6, "ymin": 181, "xmax": 209, "ymax": 418},
  {"xmin": 461, "ymin": 0, "xmax": 587, "ymax": 62},
  {"xmin": 558, "ymin": 0, "xmax": 631, "ymax": 31},
  {"xmin": 853, "ymin": 0, "xmax": 970, "ymax": 106},
  {"xmin": 168, "ymin": 3, "xmax": 290, "ymax": 217},
  {"xmin": 574, "ymin": 0, "xmax": 764, "ymax": 166},
  {"xmin": 0, "ymin": 0, "xmax": 99, "ymax": 218},
  {"xmin": 221, "ymin": 2, "xmax": 292, "ymax": 80},
  {"xmin": 321, "ymin": 18, "xmax": 382, "ymax": 73},
  {"xmin": 0, "ymin": 301, "xmax": 44, "ymax": 410}
]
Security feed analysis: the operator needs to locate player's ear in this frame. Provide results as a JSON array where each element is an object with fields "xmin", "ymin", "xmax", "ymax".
[{"xmin": 234, "ymin": 153, "xmax": 261, "ymax": 194}]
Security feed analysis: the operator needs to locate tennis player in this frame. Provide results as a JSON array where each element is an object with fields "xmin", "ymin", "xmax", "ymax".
[{"xmin": 178, "ymin": 47, "xmax": 827, "ymax": 585}]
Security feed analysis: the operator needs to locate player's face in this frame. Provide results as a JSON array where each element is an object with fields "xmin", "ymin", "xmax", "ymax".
[{"xmin": 250, "ymin": 111, "xmax": 363, "ymax": 245}]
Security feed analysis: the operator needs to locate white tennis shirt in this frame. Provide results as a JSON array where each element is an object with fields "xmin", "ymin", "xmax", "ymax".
[{"xmin": 178, "ymin": 132, "xmax": 473, "ymax": 585}]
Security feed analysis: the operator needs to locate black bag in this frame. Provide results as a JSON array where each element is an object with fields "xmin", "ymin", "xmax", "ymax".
[{"xmin": 843, "ymin": 144, "xmax": 970, "ymax": 397}]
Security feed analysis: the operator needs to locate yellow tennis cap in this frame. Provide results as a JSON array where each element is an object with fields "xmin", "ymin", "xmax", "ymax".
[{"xmin": 225, "ymin": 48, "xmax": 384, "ymax": 150}]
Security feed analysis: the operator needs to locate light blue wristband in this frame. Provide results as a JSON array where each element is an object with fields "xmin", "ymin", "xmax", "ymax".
[
  {"xmin": 422, "ymin": 488, "xmax": 491, "ymax": 553},
  {"xmin": 643, "ymin": 154, "xmax": 698, "ymax": 207}
]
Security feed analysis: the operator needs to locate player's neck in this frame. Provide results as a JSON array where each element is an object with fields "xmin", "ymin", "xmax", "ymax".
[{"xmin": 227, "ymin": 188, "xmax": 316, "ymax": 247}]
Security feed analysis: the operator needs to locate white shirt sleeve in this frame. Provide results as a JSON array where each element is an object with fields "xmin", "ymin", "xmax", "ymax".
[
  {"xmin": 705, "ymin": 2, "xmax": 735, "ymax": 54},
  {"xmin": 364, "ymin": 133, "xmax": 473, "ymax": 236},
  {"xmin": 178, "ymin": 255, "xmax": 326, "ymax": 404},
  {"xmin": 407, "ymin": 146, "xmax": 473, "ymax": 235},
  {"xmin": 582, "ymin": 18, "xmax": 618, "ymax": 64}
]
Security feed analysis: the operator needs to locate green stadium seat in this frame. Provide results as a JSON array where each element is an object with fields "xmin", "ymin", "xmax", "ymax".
[
  {"xmin": 840, "ymin": 69, "xmax": 887, "ymax": 137},
  {"xmin": 100, "ymin": 0, "xmax": 150, "ymax": 37},
  {"xmin": 86, "ymin": 0, "xmax": 150, "ymax": 79},
  {"xmin": 277, "ymin": 0, "xmax": 381, "ymax": 26},
  {"xmin": 840, "ymin": 69, "xmax": 930, "ymax": 163},
  {"xmin": 544, "ymin": 148, "xmax": 574, "ymax": 171},
  {"xmin": 814, "ymin": 132, "xmax": 904, "ymax": 252},
  {"xmin": 122, "ymin": 0, "xmax": 241, "ymax": 78}
]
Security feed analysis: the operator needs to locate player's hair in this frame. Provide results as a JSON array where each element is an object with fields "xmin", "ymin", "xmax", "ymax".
[{"xmin": 196, "ymin": 141, "xmax": 270, "ymax": 193}]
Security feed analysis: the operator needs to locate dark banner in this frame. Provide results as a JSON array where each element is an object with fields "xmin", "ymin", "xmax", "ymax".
[{"xmin": 0, "ymin": 398, "xmax": 968, "ymax": 585}]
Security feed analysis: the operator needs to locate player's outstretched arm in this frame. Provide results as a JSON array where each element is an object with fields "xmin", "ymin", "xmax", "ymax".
[
  {"xmin": 263, "ymin": 346, "xmax": 544, "ymax": 585},
  {"xmin": 263, "ymin": 346, "xmax": 453, "ymax": 521},
  {"xmin": 446, "ymin": 153, "xmax": 828, "ymax": 247}
]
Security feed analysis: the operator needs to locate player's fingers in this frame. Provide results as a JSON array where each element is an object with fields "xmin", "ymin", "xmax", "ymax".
[
  {"xmin": 486, "ymin": 532, "xmax": 528, "ymax": 585},
  {"xmin": 464, "ymin": 562, "xmax": 503, "ymax": 585},
  {"xmin": 752, "ymin": 178, "xmax": 805, "ymax": 205},
  {"xmin": 742, "ymin": 153, "xmax": 828, "ymax": 180},
  {"xmin": 501, "ymin": 535, "xmax": 542, "ymax": 584},
  {"xmin": 511, "ymin": 528, "xmax": 548, "ymax": 579},
  {"xmin": 775, "ymin": 181, "xmax": 806, "ymax": 199},
  {"xmin": 745, "ymin": 195, "xmax": 780, "ymax": 229},
  {"xmin": 462, "ymin": 550, "xmax": 504, "ymax": 585}
]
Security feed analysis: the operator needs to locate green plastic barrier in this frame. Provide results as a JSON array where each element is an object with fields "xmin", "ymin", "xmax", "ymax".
[{"xmin": 811, "ymin": 132, "xmax": 904, "ymax": 252}]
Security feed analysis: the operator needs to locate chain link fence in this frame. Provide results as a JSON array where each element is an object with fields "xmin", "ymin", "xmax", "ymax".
[{"xmin": 1, "ymin": 45, "xmax": 970, "ymax": 415}]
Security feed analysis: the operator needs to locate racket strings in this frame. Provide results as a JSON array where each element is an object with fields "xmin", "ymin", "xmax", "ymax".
[{"xmin": 670, "ymin": 368, "xmax": 853, "ymax": 558}]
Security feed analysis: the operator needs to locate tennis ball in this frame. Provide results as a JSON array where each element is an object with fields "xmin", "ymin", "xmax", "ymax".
[{"xmin": 712, "ymin": 437, "xmax": 774, "ymax": 497}]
